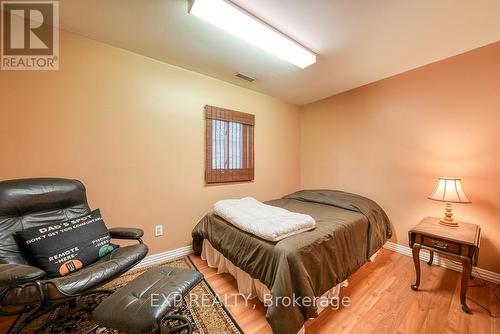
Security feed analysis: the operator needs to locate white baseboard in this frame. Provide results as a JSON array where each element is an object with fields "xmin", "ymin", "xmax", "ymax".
[
  {"xmin": 134, "ymin": 245, "xmax": 193, "ymax": 270},
  {"xmin": 132, "ymin": 242, "xmax": 500, "ymax": 284},
  {"xmin": 383, "ymin": 241, "xmax": 500, "ymax": 284}
]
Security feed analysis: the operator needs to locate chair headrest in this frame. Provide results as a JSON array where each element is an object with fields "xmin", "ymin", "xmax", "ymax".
[{"xmin": 0, "ymin": 178, "xmax": 88, "ymax": 217}]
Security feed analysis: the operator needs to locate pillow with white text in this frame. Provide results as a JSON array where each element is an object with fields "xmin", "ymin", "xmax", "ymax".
[{"xmin": 16, "ymin": 209, "xmax": 117, "ymax": 277}]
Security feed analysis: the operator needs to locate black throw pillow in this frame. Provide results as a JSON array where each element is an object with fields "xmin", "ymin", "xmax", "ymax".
[{"xmin": 16, "ymin": 209, "xmax": 117, "ymax": 277}]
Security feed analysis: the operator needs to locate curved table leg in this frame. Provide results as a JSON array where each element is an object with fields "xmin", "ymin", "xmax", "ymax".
[
  {"xmin": 460, "ymin": 256, "xmax": 472, "ymax": 313},
  {"xmin": 427, "ymin": 250, "xmax": 434, "ymax": 266},
  {"xmin": 411, "ymin": 243, "xmax": 421, "ymax": 291}
]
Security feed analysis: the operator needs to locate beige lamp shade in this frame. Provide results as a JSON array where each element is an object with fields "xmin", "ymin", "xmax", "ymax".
[
  {"xmin": 428, "ymin": 177, "xmax": 471, "ymax": 227},
  {"xmin": 428, "ymin": 177, "xmax": 471, "ymax": 204}
]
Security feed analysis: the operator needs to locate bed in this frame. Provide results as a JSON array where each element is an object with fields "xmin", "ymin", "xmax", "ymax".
[{"xmin": 192, "ymin": 190, "xmax": 392, "ymax": 334}]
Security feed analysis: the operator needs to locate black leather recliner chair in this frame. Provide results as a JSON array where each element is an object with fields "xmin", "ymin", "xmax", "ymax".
[{"xmin": 0, "ymin": 178, "xmax": 149, "ymax": 332}]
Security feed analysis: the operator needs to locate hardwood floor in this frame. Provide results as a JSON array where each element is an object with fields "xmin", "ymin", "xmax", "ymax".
[
  {"xmin": 1, "ymin": 249, "xmax": 498, "ymax": 334},
  {"xmin": 191, "ymin": 249, "xmax": 499, "ymax": 334}
]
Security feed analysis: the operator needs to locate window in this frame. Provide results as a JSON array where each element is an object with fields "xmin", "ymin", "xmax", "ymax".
[{"xmin": 205, "ymin": 105, "xmax": 254, "ymax": 183}]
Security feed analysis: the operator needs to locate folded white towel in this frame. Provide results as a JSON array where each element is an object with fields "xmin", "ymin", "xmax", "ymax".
[{"xmin": 214, "ymin": 197, "xmax": 316, "ymax": 242}]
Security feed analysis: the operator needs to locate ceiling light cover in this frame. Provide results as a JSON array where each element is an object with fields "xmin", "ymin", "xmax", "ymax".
[{"xmin": 189, "ymin": 0, "xmax": 316, "ymax": 69}]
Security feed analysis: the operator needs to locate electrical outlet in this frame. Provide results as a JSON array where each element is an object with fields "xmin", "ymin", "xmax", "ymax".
[{"xmin": 155, "ymin": 225, "xmax": 163, "ymax": 237}]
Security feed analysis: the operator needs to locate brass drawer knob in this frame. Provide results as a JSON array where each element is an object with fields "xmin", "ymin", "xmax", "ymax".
[{"xmin": 432, "ymin": 240, "xmax": 448, "ymax": 249}]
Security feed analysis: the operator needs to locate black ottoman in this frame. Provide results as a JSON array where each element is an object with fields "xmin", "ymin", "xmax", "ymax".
[{"xmin": 93, "ymin": 267, "xmax": 203, "ymax": 334}]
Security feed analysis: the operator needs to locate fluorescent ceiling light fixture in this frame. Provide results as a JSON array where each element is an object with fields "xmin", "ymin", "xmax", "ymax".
[{"xmin": 189, "ymin": 0, "xmax": 316, "ymax": 69}]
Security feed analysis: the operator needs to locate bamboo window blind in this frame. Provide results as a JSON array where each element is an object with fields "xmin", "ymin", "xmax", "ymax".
[{"xmin": 205, "ymin": 105, "xmax": 255, "ymax": 184}]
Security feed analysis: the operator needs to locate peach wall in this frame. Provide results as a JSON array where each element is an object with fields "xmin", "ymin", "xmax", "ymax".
[
  {"xmin": 300, "ymin": 42, "xmax": 500, "ymax": 272},
  {"xmin": 0, "ymin": 31, "xmax": 301, "ymax": 256}
]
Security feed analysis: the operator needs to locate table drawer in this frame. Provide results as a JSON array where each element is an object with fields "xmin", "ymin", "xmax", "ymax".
[{"xmin": 421, "ymin": 235, "xmax": 461, "ymax": 254}]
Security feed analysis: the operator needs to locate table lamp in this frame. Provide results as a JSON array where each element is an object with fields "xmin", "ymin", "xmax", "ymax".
[{"xmin": 428, "ymin": 177, "xmax": 471, "ymax": 227}]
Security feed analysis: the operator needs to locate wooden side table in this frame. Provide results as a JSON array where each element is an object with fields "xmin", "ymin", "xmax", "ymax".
[{"xmin": 408, "ymin": 217, "xmax": 480, "ymax": 313}]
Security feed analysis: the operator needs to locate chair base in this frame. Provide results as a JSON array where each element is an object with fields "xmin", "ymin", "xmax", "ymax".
[
  {"xmin": 5, "ymin": 291, "xmax": 196, "ymax": 334},
  {"xmin": 5, "ymin": 289, "xmax": 114, "ymax": 334},
  {"xmin": 160, "ymin": 315, "xmax": 193, "ymax": 334},
  {"xmin": 90, "ymin": 315, "xmax": 194, "ymax": 334}
]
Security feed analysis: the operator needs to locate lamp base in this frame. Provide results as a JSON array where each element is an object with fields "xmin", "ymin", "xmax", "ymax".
[
  {"xmin": 439, "ymin": 218, "xmax": 459, "ymax": 227},
  {"xmin": 438, "ymin": 202, "xmax": 459, "ymax": 227}
]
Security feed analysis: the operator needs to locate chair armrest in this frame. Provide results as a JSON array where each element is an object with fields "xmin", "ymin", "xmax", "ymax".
[
  {"xmin": 109, "ymin": 227, "xmax": 144, "ymax": 241},
  {"xmin": 0, "ymin": 264, "xmax": 46, "ymax": 286}
]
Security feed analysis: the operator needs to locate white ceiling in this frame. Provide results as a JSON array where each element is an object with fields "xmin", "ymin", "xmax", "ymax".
[{"xmin": 59, "ymin": 0, "xmax": 500, "ymax": 105}]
